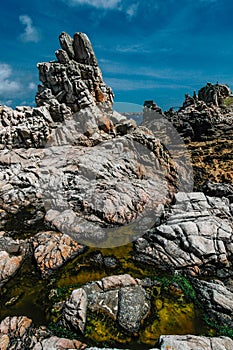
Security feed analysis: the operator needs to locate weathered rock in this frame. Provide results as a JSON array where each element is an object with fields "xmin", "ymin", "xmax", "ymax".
[
  {"xmin": 192, "ymin": 279, "xmax": 233, "ymax": 329},
  {"xmin": 198, "ymin": 82, "xmax": 232, "ymax": 106},
  {"xmin": 118, "ymin": 285, "xmax": 150, "ymax": 333},
  {"xmin": 154, "ymin": 334, "xmax": 233, "ymax": 350},
  {"xmin": 62, "ymin": 288, "xmax": 88, "ymax": 333},
  {"xmin": 134, "ymin": 191, "xmax": 233, "ymax": 277},
  {"xmin": 0, "ymin": 234, "xmax": 28, "ymax": 286},
  {"xmin": 0, "ymin": 105, "xmax": 52, "ymax": 149},
  {"xmin": 0, "ymin": 316, "xmax": 37, "ymax": 349},
  {"xmin": 0, "ymin": 316, "xmax": 86, "ymax": 350},
  {"xmin": 36, "ymin": 31, "xmax": 114, "ymax": 119},
  {"xmin": 33, "ymin": 336, "xmax": 86, "ymax": 350},
  {"xmin": 32, "ymin": 231, "xmax": 84, "ymax": 276},
  {"xmin": 41, "ymin": 130, "xmax": 176, "ymax": 246},
  {"xmin": 163, "ymin": 85, "xmax": 233, "ymax": 187},
  {"xmin": 62, "ymin": 274, "xmax": 150, "ymax": 334}
]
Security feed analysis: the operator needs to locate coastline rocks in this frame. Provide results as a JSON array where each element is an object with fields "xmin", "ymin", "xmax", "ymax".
[
  {"xmin": 134, "ymin": 191, "xmax": 233, "ymax": 277},
  {"xmin": 0, "ymin": 233, "xmax": 28, "ymax": 286},
  {"xmin": 36, "ymin": 32, "xmax": 114, "ymax": 121},
  {"xmin": 0, "ymin": 316, "xmax": 86, "ymax": 350},
  {"xmin": 154, "ymin": 335, "xmax": 233, "ymax": 350},
  {"xmin": 0, "ymin": 316, "xmax": 37, "ymax": 350},
  {"xmin": 33, "ymin": 336, "xmax": 86, "ymax": 350},
  {"xmin": 62, "ymin": 274, "xmax": 151, "ymax": 334},
  {"xmin": 0, "ymin": 106, "xmax": 52, "ymax": 149},
  {"xmin": 32, "ymin": 231, "xmax": 84, "ymax": 276},
  {"xmin": 192, "ymin": 279, "xmax": 233, "ymax": 329}
]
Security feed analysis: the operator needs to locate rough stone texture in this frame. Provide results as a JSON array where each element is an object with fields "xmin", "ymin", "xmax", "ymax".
[
  {"xmin": 33, "ymin": 336, "xmax": 86, "ymax": 350},
  {"xmin": 62, "ymin": 288, "xmax": 88, "ymax": 333},
  {"xmin": 134, "ymin": 191, "xmax": 233, "ymax": 277},
  {"xmin": 141, "ymin": 102, "xmax": 194, "ymax": 193},
  {"xmin": 0, "ymin": 316, "xmax": 37, "ymax": 350},
  {"xmin": 154, "ymin": 335, "xmax": 233, "ymax": 350},
  {"xmin": 36, "ymin": 32, "xmax": 114, "ymax": 116},
  {"xmin": 41, "ymin": 130, "xmax": 176, "ymax": 246},
  {"xmin": 32, "ymin": 231, "xmax": 84, "ymax": 276},
  {"xmin": 162, "ymin": 84, "xmax": 233, "ymax": 187},
  {"xmin": 62, "ymin": 274, "xmax": 150, "ymax": 334},
  {"xmin": 192, "ymin": 279, "xmax": 233, "ymax": 329},
  {"xmin": 0, "ymin": 316, "xmax": 86, "ymax": 350},
  {"xmin": 0, "ymin": 105, "xmax": 52, "ymax": 149},
  {"xmin": 0, "ymin": 233, "xmax": 28, "ymax": 286}
]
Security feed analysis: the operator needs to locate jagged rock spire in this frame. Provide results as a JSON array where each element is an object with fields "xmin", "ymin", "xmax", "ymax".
[{"xmin": 36, "ymin": 32, "xmax": 114, "ymax": 121}]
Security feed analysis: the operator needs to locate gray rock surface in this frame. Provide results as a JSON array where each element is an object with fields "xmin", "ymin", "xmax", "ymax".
[
  {"xmin": 164, "ymin": 84, "xmax": 233, "ymax": 142},
  {"xmin": 0, "ymin": 232, "xmax": 28, "ymax": 286},
  {"xmin": 62, "ymin": 274, "xmax": 150, "ymax": 334},
  {"xmin": 192, "ymin": 279, "xmax": 233, "ymax": 329},
  {"xmin": 154, "ymin": 334, "xmax": 233, "ymax": 350},
  {"xmin": 135, "ymin": 191, "xmax": 233, "ymax": 277},
  {"xmin": 0, "ymin": 316, "xmax": 86, "ymax": 350}
]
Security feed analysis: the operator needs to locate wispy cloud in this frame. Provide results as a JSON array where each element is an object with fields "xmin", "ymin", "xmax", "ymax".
[
  {"xmin": 0, "ymin": 63, "xmax": 20, "ymax": 95},
  {"xmin": 19, "ymin": 15, "xmax": 40, "ymax": 43},
  {"xmin": 66, "ymin": 0, "xmax": 138, "ymax": 18},
  {"xmin": 126, "ymin": 3, "xmax": 139, "ymax": 18},
  {"xmin": 67, "ymin": 0, "xmax": 121, "ymax": 9}
]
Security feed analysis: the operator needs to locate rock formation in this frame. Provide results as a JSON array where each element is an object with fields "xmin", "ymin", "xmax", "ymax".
[
  {"xmin": 0, "ymin": 32, "xmax": 233, "ymax": 350},
  {"xmin": 135, "ymin": 191, "xmax": 233, "ymax": 277},
  {"xmin": 62, "ymin": 274, "xmax": 150, "ymax": 334}
]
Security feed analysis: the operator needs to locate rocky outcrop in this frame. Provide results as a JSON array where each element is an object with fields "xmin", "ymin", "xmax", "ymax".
[
  {"xmin": 0, "ymin": 316, "xmax": 86, "ymax": 350},
  {"xmin": 33, "ymin": 336, "xmax": 86, "ymax": 350},
  {"xmin": 62, "ymin": 274, "xmax": 151, "ymax": 334},
  {"xmin": 135, "ymin": 191, "xmax": 233, "ymax": 277},
  {"xmin": 0, "ymin": 232, "xmax": 28, "ymax": 286},
  {"xmin": 192, "ymin": 279, "xmax": 233, "ymax": 329},
  {"xmin": 0, "ymin": 106, "xmax": 52, "ymax": 149},
  {"xmin": 161, "ymin": 84, "xmax": 233, "ymax": 187},
  {"xmin": 32, "ymin": 231, "xmax": 84, "ymax": 276},
  {"xmin": 154, "ymin": 335, "xmax": 233, "ymax": 350},
  {"xmin": 36, "ymin": 32, "xmax": 114, "ymax": 116}
]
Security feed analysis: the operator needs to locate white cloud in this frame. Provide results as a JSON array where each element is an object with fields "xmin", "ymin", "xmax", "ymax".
[
  {"xmin": 68, "ymin": 0, "xmax": 121, "ymax": 9},
  {"xmin": 19, "ymin": 15, "xmax": 40, "ymax": 43},
  {"xmin": 0, "ymin": 63, "xmax": 20, "ymax": 95},
  {"xmin": 126, "ymin": 3, "xmax": 138, "ymax": 18},
  {"xmin": 28, "ymin": 82, "xmax": 37, "ymax": 90}
]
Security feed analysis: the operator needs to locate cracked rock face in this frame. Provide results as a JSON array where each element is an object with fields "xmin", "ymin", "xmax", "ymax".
[
  {"xmin": 32, "ymin": 231, "xmax": 84, "ymax": 276},
  {"xmin": 62, "ymin": 274, "xmax": 150, "ymax": 334},
  {"xmin": 0, "ymin": 316, "xmax": 86, "ymax": 350},
  {"xmin": 154, "ymin": 334, "xmax": 233, "ymax": 350},
  {"xmin": 36, "ymin": 31, "xmax": 114, "ymax": 118},
  {"xmin": 192, "ymin": 279, "xmax": 233, "ymax": 329},
  {"xmin": 0, "ymin": 233, "xmax": 28, "ymax": 286},
  {"xmin": 135, "ymin": 191, "xmax": 233, "ymax": 277}
]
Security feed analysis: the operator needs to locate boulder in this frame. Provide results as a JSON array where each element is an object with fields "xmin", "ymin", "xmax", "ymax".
[
  {"xmin": 154, "ymin": 334, "xmax": 233, "ymax": 350},
  {"xmin": 32, "ymin": 231, "xmax": 84, "ymax": 276},
  {"xmin": 62, "ymin": 274, "xmax": 150, "ymax": 334},
  {"xmin": 134, "ymin": 191, "xmax": 233, "ymax": 277}
]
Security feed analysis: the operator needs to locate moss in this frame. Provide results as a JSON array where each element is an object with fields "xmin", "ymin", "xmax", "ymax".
[
  {"xmin": 140, "ymin": 281, "xmax": 197, "ymax": 345},
  {"xmin": 204, "ymin": 316, "xmax": 233, "ymax": 339},
  {"xmin": 48, "ymin": 322, "xmax": 78, "ymax": 340},
  {"xmin": 223, "ymin": 96, "xmax": 233, "ymax": 107},
  {"xmin": 84, "ymin": 311, "xmax": 131, "ymax": 345}
]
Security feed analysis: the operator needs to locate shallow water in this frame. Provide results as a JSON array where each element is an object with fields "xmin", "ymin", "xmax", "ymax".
[{"xmin": 0, "ymin": 242, "xmax": 208, "ymax": 348}]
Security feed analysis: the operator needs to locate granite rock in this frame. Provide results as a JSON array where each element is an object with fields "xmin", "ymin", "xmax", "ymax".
[
  {"xmin": 62, "ymin": 274, "xmax": 150, "ymax": 334},
  {"xmin": 134, "ymin": 191, "xmax": 233, "ymax": 277}
]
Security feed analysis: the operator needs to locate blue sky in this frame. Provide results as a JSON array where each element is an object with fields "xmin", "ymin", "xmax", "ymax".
[{"xmin": 1, "ymin": 0, "xmax": 233, "ymax": 111}]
